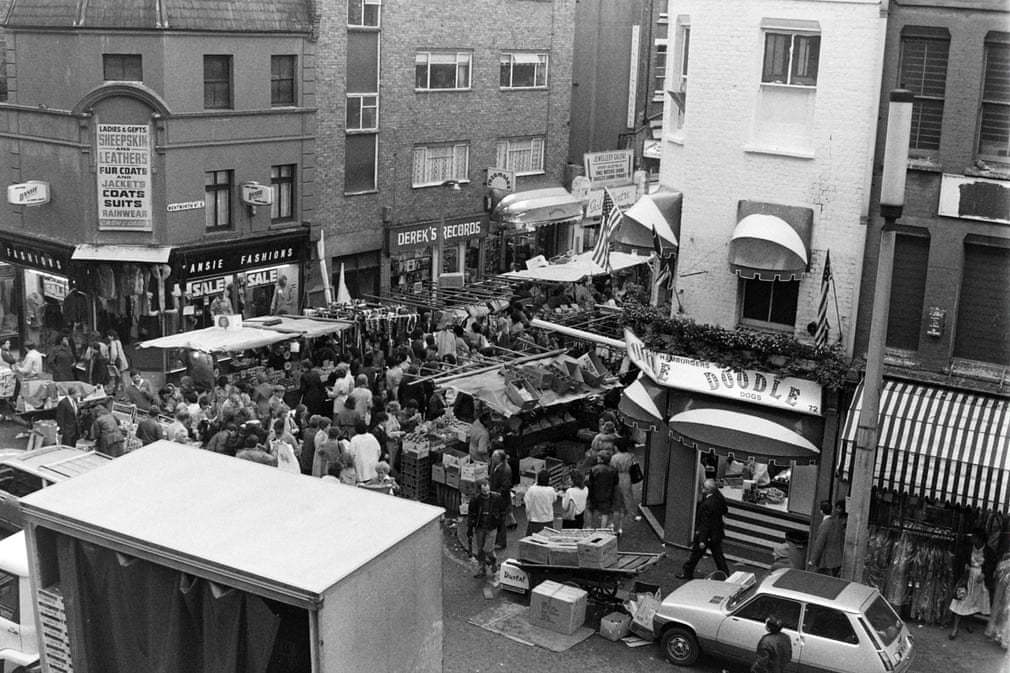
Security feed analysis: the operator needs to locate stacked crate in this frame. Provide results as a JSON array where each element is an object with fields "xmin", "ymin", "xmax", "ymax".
[
  {"xmin": 545, "ymin": 457, "xmax": 568, "ymax": 490},
  {"xmin": 400, "ymin": 437, "xmax": 432, "ymax": 501},
  {"xmin": 38, "ymin": 585, "xmax": 73, "ymax": 673}
]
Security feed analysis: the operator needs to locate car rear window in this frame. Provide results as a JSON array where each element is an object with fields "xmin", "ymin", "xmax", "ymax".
[{"xmin": 864, "ymin": 596, "xmax": 901, "ymax": 646}]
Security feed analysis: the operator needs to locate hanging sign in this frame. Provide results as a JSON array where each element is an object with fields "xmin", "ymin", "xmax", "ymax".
[
  {"xmin": 241, "ymin": 182, "xmax": 274, "ymax": 206},
  {"xmin": 624, "ymin": 329, "xmax": 823, "ymax": 416},
  {"xmin": 583, "ymin": 150, "xmax": 634, "ymax": 187},
  {"xmin": 7, "ymin": 181, "xmax": 50, "ymax": 206},
  {"xmin": 96, "ymin": 123, "xmax": 153, "ymax": 231},
  {"xmin": 486, "ymin": 168, "xmax": 516, "ymax": 193}
]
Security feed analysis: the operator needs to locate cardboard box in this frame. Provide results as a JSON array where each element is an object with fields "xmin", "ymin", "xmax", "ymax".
[
  {"xmin": 529, "ymin": 580, "xmax": 588, "ymax": 635},
  {"xmin": 517, "ymin": 536, "xmax": 552, "ymax": 565},
  {"xmin": 442, "ymin": 448, "xmax": 468, "ymax": 469},
  {"xmin": 403, "ymin": 434, "xmax": 430, "ymax": 458},
  {"xmin": 519, "ymin": 457, "xmax": 547, "ymax": 475},
  {"xmin": 460, "ymin": 461, "xmax": 488, "ymax": 482},
  {"xmin": 431, "ymin": 464, "xmax": 446, "ymax": 484},
  {"xmin": 547, "ymin": 543, "xmax": 580, "ymax": 567},
  {"xmin": 599, "ymin": 611, "xmax": 632, "ymax": 641},
  {"xmin": 577, "ymin": 534, "xmax": 619, "ymax": 569},
  {"xmin": 445, "ymin": 465, "xmax": 460, "ymax": 489},
  {"xmin": 504, "ymin": 377, "xmax": 540, "ymax": 411}
]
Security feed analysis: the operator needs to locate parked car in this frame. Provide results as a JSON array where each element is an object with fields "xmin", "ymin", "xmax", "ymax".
[{"xmin": 653, "ymin": 568, "xmax": 913, "ymax": 673}]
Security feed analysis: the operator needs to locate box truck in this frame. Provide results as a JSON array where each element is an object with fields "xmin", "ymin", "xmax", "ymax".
[{"xmin": 18, "ymin": 441, "xmax": 445, "ymax": 673}]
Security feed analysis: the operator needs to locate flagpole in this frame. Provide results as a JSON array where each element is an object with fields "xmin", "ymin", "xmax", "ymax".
[{"xmin": 830, "ymin": 270, "xmax": 843, "ymax": 345}]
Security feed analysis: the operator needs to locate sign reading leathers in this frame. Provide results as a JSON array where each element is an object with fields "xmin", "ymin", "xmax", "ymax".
[
  {"xmin": 624, "ymin": 329, "xmax": 823, "ymax": 416},
  {"xmin": 388, "ymin": 215, "xmax": 488, "ymax": 254}
]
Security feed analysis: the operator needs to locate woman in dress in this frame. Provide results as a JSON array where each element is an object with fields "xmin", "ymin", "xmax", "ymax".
[{"xmin": 949, "ymin": 530, "xmax": 997, "ymax": 640}]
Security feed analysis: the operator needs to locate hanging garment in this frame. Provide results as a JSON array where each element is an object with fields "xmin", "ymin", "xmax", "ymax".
[{"xmin": 96, "ymin": 265, "xmax": 116, "ymax": 300}]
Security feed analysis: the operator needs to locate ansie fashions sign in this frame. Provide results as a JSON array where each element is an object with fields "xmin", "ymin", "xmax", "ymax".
[{"xmin": 96, "ymin": 123, "xmax": 152, "ymax": 231}]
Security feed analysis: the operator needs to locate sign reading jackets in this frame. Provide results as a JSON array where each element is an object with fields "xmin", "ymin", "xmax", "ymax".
[
  {"xmin": 625, "ymin": 329, "xmax": 823, "ymax": 416},
  {"xmin": 96, "ymin": 123, "xmax": 153, "ymax": 231},
  {"xmin": 388, "ymin": 215, "xmax": 488, "ymax": 255}
]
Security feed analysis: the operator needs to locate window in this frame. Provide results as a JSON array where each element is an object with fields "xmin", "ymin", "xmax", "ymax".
[
  {"xmin": 103, "ymin": 53, "xmax": 142, "ymax": 81},
  {"xmin": 347, "ymin": 94, "xmax": 378, "ymax": 131},
  {"xmin": 803, "ymin": 604, "xmax": 859, "ymax": 644},
  {"xmin": 345, "ymin": 134, "xmax": 377, "ymax": 193},
  {"xmin": 204, "ymin": 170, "xmax": 233, "ymax": 230},
  {"xmin": 740, "ymin": 278, "xmax": 799, "ymax": 329},
  {"xmin": 670, "ymin": 23, "xmax": 689, "ymax": 129},
  {"xmin": 348, "ymin": 0, "xmax": 380, "ymax": 27},
  {"xmin": 954, "ymin": 242, "xmax": 1010, "ymax": 364},
  {"xmin": 863, "ymin": 597, "xmax": 902, "ymax": 647},
  {"xmin": 886, "ymin": 234, "xmax": 930, "ymax": 350},
  {"xmin": 495, "ymin": 136, "xmax": 545, "ymax": 175},
  {"xmin": 734, "ymin": 595, "xmax": 801, "ymax": 631},
  {"xmin": 653, "ymin": 41, "xmax": 667, "ymax": 100},
  {"xmin": 0, "ymin": 570, "xmax": 18, "ymax": 623},
  {"xmin": 203, "ymin": 55, "xmax": 232, "ymax": 109},
  {"xmin": 415, "ymin": 51, "xmax": 471, "ymax": 90},
  {"xmin": 899, "ymin": 28, "xmax": 949, "ymax": 154},
  {"xmin": 762, "ymin": 32, "xmax": 820, "ymax": 86},
  {"xmin": 658, "ymin": 0, "xmax": 669, "ymax": 20},
  {"xmin": 271, "ymin": 165, "xmax": 295, "ymax": 222},
  {"xmin": 271, "ymin": 55, "xmax": 296, "ymax": 106},
  {"xmin": 0, "ymin": 39, "xmax": 7, "ymax": 102},
  {"xmin": 978, "ymin": 34, "xmax": 1010, "ymax": 159},
  {"xmin": 500, "ymin": 52, "xmax": 548, "ymax": 89},
  {"xmin": 332, "ymin": 251, "xmax": 381, "ymax": 298},
  {"xmin": 412, "ymin": 143, "xmax": 469, "ymax": 187}
]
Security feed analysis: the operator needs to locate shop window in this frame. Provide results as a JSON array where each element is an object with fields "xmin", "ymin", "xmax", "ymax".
[
  {"xmin": 899, "ymin": 28, "xmax": 949, "ymax": 156},
  {"xmin": 204, "ymin": 170, "xmax": 233, "ymax": 230},
  {"xmin": 0, "ymin": 267, "xmax": 16, "ymax": 340},
  {"xmin": 762, "ymin": 31, "xmax": 819, "ymax": 86},
  {"xmin": 978, "ymin": 34, "xmax": 1010, "ymax": 161},
  {"xmin": 412, "ymin": 142, "xmax": 469, "ymax": 187},
  {"xmin": 103, "ymin": 53, "xmax": 142, "ymax": 82},
  {"xmin": 499, "ymin": 52, "xmax": 548, "ymax": 89},
  {"xmin": 734, "ymin": 595, "xmax": 801, "ymax": 631},
  {"xmin": 332, "ymin": 251, "xmax": 380, "ymax": 299},
  {"xmin": 348, "ymin": 0, "xmax": 380, "ymax": 27},
  {"xmin": 739, "ymin": 278, "xmax": 799, "ymax": 330},
  {"xmin": 495, "ymin": 136, "xmax": 544, "ymax": 176},
  {"xmin": 271, "ymin": 55, "xmax": 296, "ymax": 106},
  {"xmin": 203, "ymin": 55, "xmax": 233, "ymax": 110},
  {"xmin": 345, "ymin": 134, "xmax": 377, "ymax": 193},
  {"xmin": 415, "ymin": 51, "xmax": 471, "ymax": 91},
  {"xmin": 653, "ymin": 40, "xmax": 667, "ymax": 101},
  {"xmin": 886, "ymin": 233, "xmax": 930, "ymax": 351},
  {"xmin": 802, "ymin": 604, "xmax": 859, "ymax": 645},
  {"xmin": 390, "ymin": 250, "xmax": 432, "ymax": 294},
  {"xmin": 271, "ymin": 164, "xmax": 295, "ymax": 222},
  {"xmin": 954, "ymin": 242, "xmax": 1010, "ymax": 364},
  {"xmin": 347, "ymin": 94, "xmax": 378, "ymax": 131}
]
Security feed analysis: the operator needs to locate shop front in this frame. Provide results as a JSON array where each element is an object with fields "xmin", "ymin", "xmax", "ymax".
[
  {"xmin": 623, "ymin": 330, "xmax": 826, "ymax": 566},
  {"xmin": 0, "ymin": 232, "xmax": 76, "ymax": 350},
  {"xmin": 490, "ymin": 187, "xmax": 583, "ymax": 272},
  {"xmin": 173, "ymin": 230, "xmax": 310, "ymax": 330},
  {"xmin": 387, "ymin": 214, "xmax": 488, "ymax": 293}
]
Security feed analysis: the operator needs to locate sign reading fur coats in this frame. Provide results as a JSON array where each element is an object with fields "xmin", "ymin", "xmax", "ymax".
[
  {"xmin": 96, "ymin": 123, "xmax": 152, "ymax": 231},
  {"xmin": 624, "ymin": 329, "xmax": 823, "ymax": 416}
]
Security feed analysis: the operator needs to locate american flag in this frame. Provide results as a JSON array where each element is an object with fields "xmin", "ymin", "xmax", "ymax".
[
  {"xmin": 591, "ymin": 187, "xmax": 622, "ymax": 272},
  {"xmin": 814, "ymin": 251, "xmax": 832, "ymax": 348}
]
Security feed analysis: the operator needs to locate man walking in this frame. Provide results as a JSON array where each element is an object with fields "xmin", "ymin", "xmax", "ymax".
[
  {"xmin": 467, "ymin": 479, "xmax": 507, "ymax": 578},
  {"xmin": 677, "ymin": 478, "xmax": 730, "ymax": 579},
  {"xmin": 752, "ymin": 615, "xmax": 792, "ymax": 673},
  {"xmin": 489, "ymin": 448, "xmax": 512, "ymax": 550}
]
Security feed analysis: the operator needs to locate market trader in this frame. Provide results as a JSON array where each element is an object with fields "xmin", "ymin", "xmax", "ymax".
[{"xmin": 677, "ymin": 478, "xmax": 730, "ymax": 579}]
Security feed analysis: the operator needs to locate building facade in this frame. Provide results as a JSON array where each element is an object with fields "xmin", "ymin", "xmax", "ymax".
[
  {"xmin": 312, "ymin": 0, "xmax": 576, "ymax": 298},
  {"xmin": 0, "ymin": 0, "xmax": 317, "ymax": 352}
]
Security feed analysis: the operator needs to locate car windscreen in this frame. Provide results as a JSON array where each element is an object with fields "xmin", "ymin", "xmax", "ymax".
[
  {"xmin": 864, "ymin": 596, "xmax": 901, "ymax": 646},
  {"xmin": 726, "ymin": 583, "xmax": 758, "ymax": 610}
]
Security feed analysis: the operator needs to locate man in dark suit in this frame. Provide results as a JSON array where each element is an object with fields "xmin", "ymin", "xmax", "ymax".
[
  {"xmin": 489, "ymin": 448, "xmax": 513, "ymax": 549},
  {"xmin": 55, "ymin": 386, "xmax": 81, "ymax": 447},
  {"xmin": 678, "ymin": 478, "xmax": 730, "ymax": 579}
]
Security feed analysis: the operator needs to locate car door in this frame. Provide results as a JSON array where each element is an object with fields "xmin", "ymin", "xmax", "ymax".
[
  {"xmin": 799, "ymin": 603, "xmax": 864, "ymax": 673},
  {"xmin": 715, "ymin": 594, "xmax": 803, "ymax": 671}
]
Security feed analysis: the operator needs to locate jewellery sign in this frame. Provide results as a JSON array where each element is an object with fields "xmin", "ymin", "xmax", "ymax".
[
  {"xmin": 624, "ymin": 329, "xmax": 823, "ymax": 416},
  {"xmin": 96, "ymin": 123, "xmax": 152, "ymax": 231}
]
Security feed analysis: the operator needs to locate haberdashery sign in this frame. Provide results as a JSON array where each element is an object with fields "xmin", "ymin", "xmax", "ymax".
[
  {"xmin": 96, "ymin": 123, "xmax": 152, "ymax": 231},
  {"xmin": 624, "ymin": 329, "xmax": 823, "ymax": 416},
  {"xmin": 388, "ymin": 214, "xmax": 488, "ymax": 254}
]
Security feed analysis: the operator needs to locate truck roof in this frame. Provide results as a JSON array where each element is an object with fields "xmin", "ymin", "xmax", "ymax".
[
  {"xmin": 20, "ymin": 441, "xmax": 444, "ymax": 605},
  {"xmin": 2, "ymin": 446, "xmax": 113, "ymax": 482}
]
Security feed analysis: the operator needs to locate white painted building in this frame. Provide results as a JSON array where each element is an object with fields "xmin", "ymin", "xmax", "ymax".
[{"xmin": 659, "ymin": 0, "xmax": 885, "ymax": 358}]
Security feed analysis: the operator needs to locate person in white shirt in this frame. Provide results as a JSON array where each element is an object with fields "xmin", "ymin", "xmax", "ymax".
[
  {"xmin": 348, "ymin": 421, "xmax": 381, "ymax": 483},
  {"xmin": 561, "ymin": 470, "xmax": 590, "ymax": 529},
  {"xmin": 523, "ymin": 470, "xmax": 558, "ymax": 536},
  {"xmin": 14, "ymin": 343, "xmax": 43, "ymax": 379},
  {"xmin": 327, "ymin": 365, "xmax": 354, "ymax": 415}
]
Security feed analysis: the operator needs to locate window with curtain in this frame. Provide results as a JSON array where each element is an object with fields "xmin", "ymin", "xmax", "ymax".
[
  {"xmin": 495, "ymin": 136, "xmax": 544, "ymax": 175},
  {"xmin": 270, "ymin": 55, "xmax": 296, "ymax": 106},
  {"xmin": 204, "ymin": 170, "xmax": 232, "ymax": 230},
  {"xmin": 415, "ymin": 51, "xmax": 471, "ymax": 90},
  {"xmin": 898, "ymin": 28, "xmax": 949, "ymax": 155},
  {"xmin": 203, "ymin": 55, "xmax": 232, "ymax": 109},
  {"xmin": 270, "ymin": 164, "xmax": 295, "ymax": 222},
  {"xmin": 412, "ymin": 143, "xmax": 469, "ymax": 186},
  {"xmin": 499, "ymin": 52, "xmax": 548, "ymax": 89},
  {"xmin": 978, "ymin": 34, "xmax": 1010, "ymax": 159},
  {"xmin": 762, "ymin": 32, "xmax": 820, "ymax": 86}
]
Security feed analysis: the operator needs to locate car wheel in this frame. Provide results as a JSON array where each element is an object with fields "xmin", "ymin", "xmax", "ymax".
[{"xmin": 661, "ymin": 626, "xmax": 700, "ymax": 666}]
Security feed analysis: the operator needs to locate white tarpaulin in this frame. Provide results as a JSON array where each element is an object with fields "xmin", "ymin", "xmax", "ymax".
[
  {"xmin": 502, "ymin": 250, "xmax": 651, "ymax": 283},
  {"xmin": 136, "ymin": 326, "xmax": 294, "ymax": 353},
  {"xmin": 243, "ymin": 316, "xmax": 354, "ymax": 339}
]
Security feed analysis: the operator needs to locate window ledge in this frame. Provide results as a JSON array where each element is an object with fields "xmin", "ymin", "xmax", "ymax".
[
  {"xmin": 949, "ymin": 358, "xmax": 1009, "ymax": 383},
  {"xmin": 737, "ymin": 319, "xmax": 795, "ymax": 334},
  {"xmin": 908, "ymin": 157, "xmax": 942, "ymax": 173},
  {"xmin": 414, "ymin": 88, "xmax": 472, "ymax": 94},
  {"xmin": 412, "ymin": 180, "xmax": 471, "ymax": 190},
  {"xmin": 743, "ymin": 143, "xmax": 814, "ymax": 160},
  {"xmin": 500, "ymin": 87, "xmax": 548, "ymax": 92},
  {"xmin": 883, "ymin": 349, "xmax": 922, "ymax": 369},
  {"xmin": 665, "ymin": 131, "xmax": 685, "ymax": 146},
  {"xmin": 965, "ymin": 162, "xmax": 1010, "ymax": 181},
  {"xmin": 344, "ymin": 189, "xmax": 378, "ymax": 197}
]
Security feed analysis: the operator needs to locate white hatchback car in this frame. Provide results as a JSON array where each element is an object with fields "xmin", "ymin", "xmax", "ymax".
[{"xmin": 652, "ymin": 568, "xmax": 913, "ymax": 673}]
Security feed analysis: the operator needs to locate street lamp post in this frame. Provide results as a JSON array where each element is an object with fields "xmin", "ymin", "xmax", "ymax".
[{"xmin": 843, "ymin": 89, "xmax": 914, "ymax": 582}]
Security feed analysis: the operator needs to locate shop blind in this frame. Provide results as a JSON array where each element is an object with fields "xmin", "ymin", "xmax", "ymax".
[
  {"xmin": 886, "ymin": 234, "xmax": 930, "ymax": 351},
  {"xmin": 954, "ymin": 242, "xmax": 1010, "ymax": 363}
]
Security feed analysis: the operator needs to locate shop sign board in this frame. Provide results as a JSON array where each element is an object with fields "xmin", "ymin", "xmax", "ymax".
[
  {"xmin": 938, "ymin": 173, "xmax": 1010, "ymax": 225},
  {"xmin": 96, "ymin": 123, "xmax": 152, "ymax": 231},
  {"xmin": 41, "ymin": 275, "xmax": 68, "ymax": 300},
  {"xmin": 167, "ymin": 200, "xmax": 205, "ymax": 212},
  {"xmin": 388, "ymin": 214, "xmax": 488, "ymax": 254},
  {"xmin": 486, "ymin": 168, "xmax": 515, "ymax": 193},
  {"xmin": 583, "ymin": 149, "xmax": 634, "ymax": 187},
  {"xmin": 625, "ymin": 329, "xmax": 823, "ymax": 416},
  {"xmin": 241, "ymin": 182, "xmax": 274, "ymax": 206},
  {"xmin": 583, "ymin": 184, "xmax": 638, "ymax": 218},
  {"xmin": 0, "ymin": 239, "xmax": 71, "ymax": 273},
  {"xmin": 6, "ymin": 181, "xmax": 50, "ymax": 206},
  {"xmin": 181, "ymin": 232, "xmax": 307, "ymax": 278}
]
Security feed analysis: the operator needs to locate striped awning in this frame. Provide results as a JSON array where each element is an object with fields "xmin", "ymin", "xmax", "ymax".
[
  {"xmin": 619, "ymin": 374, "xmax": 668, "ymax": 431},
  {"xmin": 838, "ymin": 379, "xmax": 1010, "ymax": 512}
]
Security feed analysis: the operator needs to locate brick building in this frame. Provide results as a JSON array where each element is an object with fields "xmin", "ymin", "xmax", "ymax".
[
  {"xmin": 0, "ymin": 0, "xmax": 317, "ymax": 350},
  {"xmin": 312, "ymin": 0, "xmax": 576, "ymax": 297}
]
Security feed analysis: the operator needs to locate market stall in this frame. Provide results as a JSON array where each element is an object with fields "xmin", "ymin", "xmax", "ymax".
[{"xmin": 502, "ymin": 250, "xmax": 651, "ymax": 284}]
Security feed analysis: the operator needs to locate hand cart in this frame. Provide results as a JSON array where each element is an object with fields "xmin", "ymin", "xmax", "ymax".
[{"xmin": 503, "ymin": 551, "xmax": 664, "ymax": 607}]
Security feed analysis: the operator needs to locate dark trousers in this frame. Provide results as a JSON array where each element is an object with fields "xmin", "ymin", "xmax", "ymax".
[{"xmin": 682, "ymin": 536, "xmax": 729, "ymax": 577}]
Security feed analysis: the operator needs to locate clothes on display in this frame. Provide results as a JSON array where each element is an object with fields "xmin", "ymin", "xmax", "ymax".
[{"xmin": 986, "ymin": 553, "xmax": 1010, "ymax": 649}]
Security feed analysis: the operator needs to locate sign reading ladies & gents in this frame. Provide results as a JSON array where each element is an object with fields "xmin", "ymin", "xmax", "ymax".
[{"xmin": 96, "ymin": 123, "xmax": 152, "ymax": 231}]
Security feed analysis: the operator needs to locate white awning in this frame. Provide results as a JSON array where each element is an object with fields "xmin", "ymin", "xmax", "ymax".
[
  {"xmin": 729, "ymin": 213, "xmax": 808, "ymax": 281},
  {"xmin": 72, "ymin": 244, "xmax": 173, "ymax": 264},
  {"xmin": 136, "ymin": 326, "xmax": 294, "ymax": 353},
  {"xmin": 502, "ymin": 250, "xmax": 651, "ymax": 283},
  {"xmin": 622, "ymin": 194, "xmax": 678, "ymax": 249},
  {"xmin": 493, "ymin": 187, "xmax": 583, "ymax": 230},
  {"xmin": 670, "ymin": 408, "xmax": 820, "ymax": 458},
  {"xmin": 244, "ymin": 315, "xmax": 355, "ymax": 339}
]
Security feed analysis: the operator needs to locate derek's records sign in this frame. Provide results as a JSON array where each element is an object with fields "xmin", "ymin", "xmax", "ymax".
[{"xmin": 96, "ymin": 123, "xmax": 153, "ymax": 231}]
